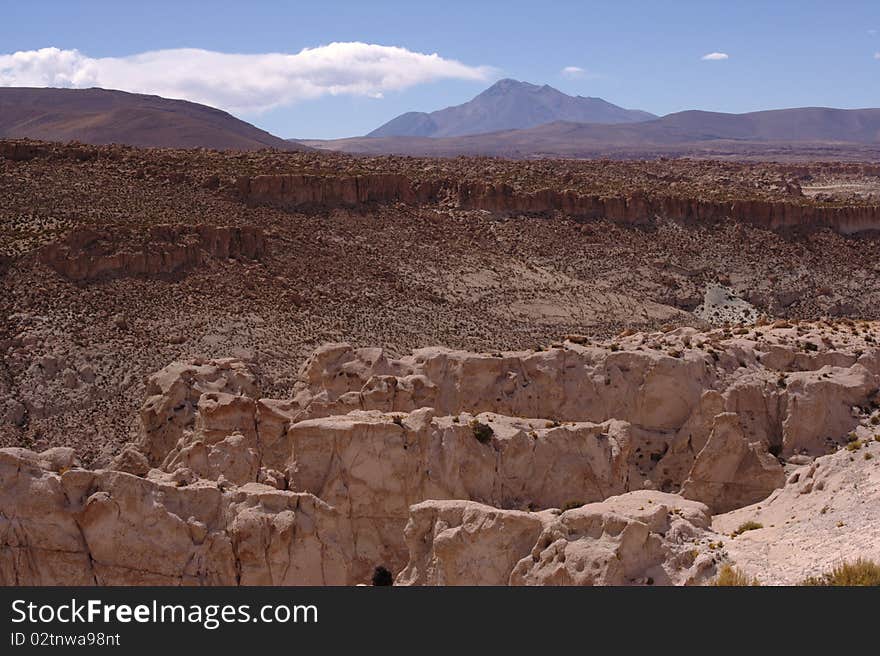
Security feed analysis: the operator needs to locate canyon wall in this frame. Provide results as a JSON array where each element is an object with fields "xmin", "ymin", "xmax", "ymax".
[{"xmin": 236, "ymin": 173, "xmax": 880, "ymax": 234}]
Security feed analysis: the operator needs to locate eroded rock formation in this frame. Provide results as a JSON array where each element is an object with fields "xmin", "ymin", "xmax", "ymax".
[{"xmin": 2, "ymin": 320, "xmax": 879, "ymax": 585}]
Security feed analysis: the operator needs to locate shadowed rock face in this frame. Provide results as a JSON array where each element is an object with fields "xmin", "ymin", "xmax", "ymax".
[{"xmin": 2, "ymin": 321, "xmax": 879, "ymax": 585}]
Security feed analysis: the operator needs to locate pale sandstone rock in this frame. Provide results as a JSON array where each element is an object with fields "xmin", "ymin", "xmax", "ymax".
[
  {"xmin": 165, "ymin": 432, "xmax": 260, "ymax": 486},
  {"xmin": 680, "ymin": 412, "xmax": 785, "ymax": 513},
  {"xmin": 137, "ymin": 359, "xmax": 260, "ymax": 465},
  {"xmin": 396, "ymin": 501, "xmax": 555, "ymax": 586},
  {"xmin": 509, "ymin": 491, "xmax": 718, "ymax": 586},
  {"xmin": 289, "ymin": 336, "xmax": 878, "ymax": 459},
  {"xmin": 398, "ymin": 492, "xmax": 720, "ymax": 586},
  {"xmin": 5, "ymin": 324, "xmax": 880, "ymax": 586},
  {"xmin": 0, "ymin": 448, "xmax": 353, "ymax": 586},
  {"xmin": 108, "ymin": 444, "xmax": 150, "ymax": 477},
  {"xmin": 283, "ymin": 410, "xmax": 642, "ymax": 574},
  {"xmin": 781, "ymin": 364, "xmax": 876, "ymax": 453}
]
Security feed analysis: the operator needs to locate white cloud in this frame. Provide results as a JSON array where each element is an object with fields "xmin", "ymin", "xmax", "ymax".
[
  {"xmin": 0, "ymin": 44, "xmax": 494, "ymax": 114},
  {"xmin": 869, "ymin": 29, "xmax": 878, "ymax": 36},
  {"xmin": 875, "ymin": 52, "xmax": 880, "ymax": 60},
  {"xmin": 561, "ymin": 65, "xmax": 586, "ymax": 78},
  {"xmin": 701, "ymin": 52, "xmax": 729, "ymax": 61}
]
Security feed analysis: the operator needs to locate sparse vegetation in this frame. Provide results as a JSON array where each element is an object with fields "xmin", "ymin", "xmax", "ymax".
[
  {"xmin": 713, "ymin": 564, "xmax": 760, "ymax": 586},
  {"xmin": 801, "ymin": 559, "xmax": 880, "ymax": 586},
  {"xmin": 561, "ymin": 500, "xmax": 585, "ymax": 512},
  {"xmin": 732, "ymin": 520, "xmax": 763, "ymax": 537}
]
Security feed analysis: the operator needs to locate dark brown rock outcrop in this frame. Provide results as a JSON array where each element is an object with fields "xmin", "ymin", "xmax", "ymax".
[{"xmin": 39, "ymin": 225, "xmax": 266, "ymax": 281}]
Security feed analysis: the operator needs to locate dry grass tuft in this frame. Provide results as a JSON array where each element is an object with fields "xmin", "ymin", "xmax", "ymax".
[{"xmin": 802, "ymin": 559, "xmax": 880, "ymax": 586}]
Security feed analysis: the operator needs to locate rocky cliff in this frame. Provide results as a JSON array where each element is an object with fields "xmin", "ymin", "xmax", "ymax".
[{"xmin": 237, "ymin": 173, "xmax": 880, "ymax": 234}]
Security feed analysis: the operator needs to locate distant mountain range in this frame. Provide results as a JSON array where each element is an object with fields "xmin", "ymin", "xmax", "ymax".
[
  {"xmin": 368, "ymin": 78, "xmax": 656, "ymax": 137},
  {"xmin": 298, "ymin": 82, "xmax": 880, "ymax": 159},
  {"xmin": 2, "ymin": 82, "xmax": 880, "ymax": 160},
  {"xmin": 0, "ymin": 87, "xmax": 305, "ymax": 151}
]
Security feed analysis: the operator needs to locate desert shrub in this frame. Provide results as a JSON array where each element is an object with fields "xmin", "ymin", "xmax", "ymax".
[
  {"xmin": 713, "ymin": 564, "xmax": 760, "ymax": 586},
  {"xmin": 846, "ymin": 440, "xmax": 863, "ymax": 452},
  {"xmin": 801, "ymin": 559, "xmax": 880, "ymax": 586},
  {"xmin": 732, "ymin": 521, "xmax": 763, "ymax": 537},
  {"xmin": 561, "ymin": 500, "xmax": 584, "ymax": 512},
  {"xmin": 470, "ymin": 419, "xmax": 494, "ymax": 444}
]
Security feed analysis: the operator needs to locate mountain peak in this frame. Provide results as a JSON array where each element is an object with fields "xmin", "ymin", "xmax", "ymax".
[{"xmin": 368, "ymin": 80, "xmax": 656, "ymax": 138}]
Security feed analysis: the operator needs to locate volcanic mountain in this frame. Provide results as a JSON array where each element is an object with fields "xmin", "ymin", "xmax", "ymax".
[
  {"xmin": 0, "ymin": 87, "xmax": 304, "ymax": 151},
  {"xmin": 367, "ymin": 78, "xmax": 656, "ymax": 137}
]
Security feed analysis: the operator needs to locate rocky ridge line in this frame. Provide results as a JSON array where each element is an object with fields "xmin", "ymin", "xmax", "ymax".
[{"xmin": 237, "ymin": 173, "xmax": 880, "ymax": 234}]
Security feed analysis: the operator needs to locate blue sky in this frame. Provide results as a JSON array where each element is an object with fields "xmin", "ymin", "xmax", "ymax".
[{"xmin": 1, "ymin": 0, "xmax": 878, "ymax": 138}]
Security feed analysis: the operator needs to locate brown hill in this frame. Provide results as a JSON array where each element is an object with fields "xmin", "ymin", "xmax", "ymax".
[{"xmin": 0, "ymin": 87, "xmax": 305, "ymax": 151}]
